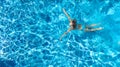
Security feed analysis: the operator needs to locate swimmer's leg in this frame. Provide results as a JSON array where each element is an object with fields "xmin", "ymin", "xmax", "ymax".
[
  {"xmin": 88, "ymin": 23, "xmax": 101, "ymax": 27},
  {"xmin": 85, "ymin": 27, "xmax": 103, "ymax": 32},
  {"xmin": 89, "ymin": 27, "xmax": 103, "ymax": 32}
]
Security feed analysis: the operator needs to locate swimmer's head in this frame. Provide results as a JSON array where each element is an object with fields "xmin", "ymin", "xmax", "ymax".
[
  {"xmin": 72, "ymin": 19, "xmax": 76, "ymax": 24},
  {"xmin": 70, "ymin": 19, "xmax": 77, "ymax": 29}
]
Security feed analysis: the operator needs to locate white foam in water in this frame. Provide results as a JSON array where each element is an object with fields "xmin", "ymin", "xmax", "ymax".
[
  {"xmin": 0, "ymin": 50, "xmax": 4, "ymax": 55},
  {"xmin": 82, "ymin": 39, "xmax": 88, "ymax": 42},
  {"xmin": 83, "ymin": 18, "xmax": 88, "ymax": 22},
  {"xmin": 105, "ymin": 0, "xmax": 110, "ymax": 4},
  {"xmin": 118, "ymin": 41, "xmax": 120, "ymax": 45},
  {"xmin": 78, "ymin": 43, "xmax": 84, "ymax": 48},
  {"xmin": 59, "ymin": 14, "xmax": 66, "ymax": 20},
  {"xmin": 48, "ymin": 65, "xmax": 53, "ymax": 67},
  {"xmin": 107, "ymin": 8, "xmax": 115, "ymax": 15},
  {"xmin": 90, "ymin": 51, "xmax": 94, "ymax": 56}
]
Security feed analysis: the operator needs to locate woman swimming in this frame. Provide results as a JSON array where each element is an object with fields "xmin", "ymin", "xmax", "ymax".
[{"xmin": 59, "ymin": 8, "xmax": 103, "ymax": 41}]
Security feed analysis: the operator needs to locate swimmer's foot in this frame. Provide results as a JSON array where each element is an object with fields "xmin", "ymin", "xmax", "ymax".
[{"xmin": 96, "ymin": 27, "xmax": 103, "ymax": 30}]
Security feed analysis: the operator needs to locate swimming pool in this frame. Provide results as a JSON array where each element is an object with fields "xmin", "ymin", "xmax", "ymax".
[{"xmin": 0, "ymin": 0, "xmax": 120, "ymax": 67}]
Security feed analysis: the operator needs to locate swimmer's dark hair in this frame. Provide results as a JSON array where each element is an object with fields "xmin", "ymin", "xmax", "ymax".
[
  {"xmin": 72, "ymin": 19, "xmax": 77, "ymax": 28},
  {"xmin": 72, "ymin": 19, "xmax": 76, "ymax": 23}
]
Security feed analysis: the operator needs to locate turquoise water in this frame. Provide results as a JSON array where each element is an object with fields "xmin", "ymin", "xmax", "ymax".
[{"xmin": 0, "ymin": 0, "xmax": 120, "ymax": 67}]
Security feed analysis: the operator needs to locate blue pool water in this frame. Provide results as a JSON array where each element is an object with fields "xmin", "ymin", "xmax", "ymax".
[{"xmin": 0, "ymin": 0, "xmax": 120, "ymax": 67}]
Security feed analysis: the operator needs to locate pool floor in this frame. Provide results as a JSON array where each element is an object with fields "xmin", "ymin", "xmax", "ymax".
[{"xmin": 0, "ymin": 0, "xmax": 120, "ymax": 67}]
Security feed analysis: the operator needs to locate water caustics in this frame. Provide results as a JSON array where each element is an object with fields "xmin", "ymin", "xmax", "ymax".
[{"xmin": 0, "ymin": 0, "xmax": 120, "ymax": 67}]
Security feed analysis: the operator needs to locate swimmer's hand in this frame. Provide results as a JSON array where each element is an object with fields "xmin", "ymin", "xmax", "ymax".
[{"xmin": 62, "ymin": 8, "xmax": 72, "ymax": 22}]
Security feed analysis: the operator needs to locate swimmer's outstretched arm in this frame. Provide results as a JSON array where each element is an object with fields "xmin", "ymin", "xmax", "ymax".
[
  {"xmin": 63, "ymin": 8, "xmax": 72, "ymax": 22},
  {"xmin": 59, "ymin": 28, "xmax": 71, "ymax": 41}
]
